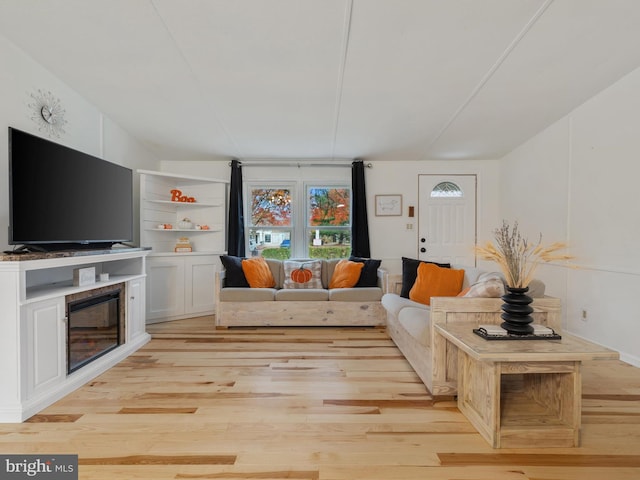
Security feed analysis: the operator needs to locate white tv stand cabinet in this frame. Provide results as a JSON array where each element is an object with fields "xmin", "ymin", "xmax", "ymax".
[{"xmin": 0, "ymin": 248, "xmax": 150, "ymax": 423}]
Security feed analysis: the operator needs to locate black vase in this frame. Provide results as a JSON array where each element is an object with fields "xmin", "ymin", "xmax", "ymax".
[{"xmin": 500, "ymin": 286, "xmax": 534, "ymax": 335}]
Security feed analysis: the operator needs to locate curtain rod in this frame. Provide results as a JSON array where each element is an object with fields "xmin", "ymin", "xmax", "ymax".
[{"xmin": 228, "ymin": 161, "xmax": 372, "ymax": 168}]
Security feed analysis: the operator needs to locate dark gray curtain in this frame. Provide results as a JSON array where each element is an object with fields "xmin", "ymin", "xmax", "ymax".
[
  {"xmin": 227, "ymin": 159, "xmax": 245, "ymax": 256},
  {"xmin": 351, "ymin": 159, "xmax": 371, "ymax": 257}
]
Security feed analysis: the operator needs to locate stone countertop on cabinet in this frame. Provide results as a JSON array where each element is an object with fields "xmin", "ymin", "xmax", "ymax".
[{"xmin": 0, "ymin": 247, "xmax": 151, "ymax": 262}]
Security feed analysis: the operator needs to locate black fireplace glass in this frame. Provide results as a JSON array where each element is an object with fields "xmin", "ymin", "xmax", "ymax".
[{"xmin": 67, "ymin": 290, "xmax": 121, "ymax": 374}]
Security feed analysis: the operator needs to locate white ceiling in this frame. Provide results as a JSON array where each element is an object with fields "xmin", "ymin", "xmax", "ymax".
[{"xmin": 2, "ymin": 0, "xmax": 640, "ymax": 162}]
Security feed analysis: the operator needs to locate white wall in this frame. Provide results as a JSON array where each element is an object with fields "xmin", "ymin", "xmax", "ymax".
[
  {"xmin": 501, "ymin": 66, "xmax": 640, "ymax": 366},
  {"xmin": 365, "ymin": 160, "xmax": 501, "ymax": 274},
  {"xmin": 0, "ymin": 34, "xmax": 160, "ymax": 250},
  {"xmin": 161, "ymin": 158, "xmax": 502, "ymax": 275}
]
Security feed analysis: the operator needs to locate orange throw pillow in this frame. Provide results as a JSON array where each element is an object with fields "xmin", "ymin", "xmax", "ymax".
[
  {"xmin": 241, "ymin": 256, "xmax": 276, "ymax": 288},
  {"xmin": 409, "ymin": 263, "xmax": 465, "ymax": 305},
  {"xmin": 329, "ymin": 259, "xmax": 364, "ymax": 288}
]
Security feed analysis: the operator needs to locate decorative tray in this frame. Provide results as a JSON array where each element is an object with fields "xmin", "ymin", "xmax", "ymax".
[{"xmin": 473, "ymin": 327, "xmax": 562, "ymax": 341}]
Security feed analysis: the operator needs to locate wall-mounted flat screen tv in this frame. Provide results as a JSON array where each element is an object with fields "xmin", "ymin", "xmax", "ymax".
[{"xmin": 8, "ymin": 127, "xmax": 133, "ymax": 252}]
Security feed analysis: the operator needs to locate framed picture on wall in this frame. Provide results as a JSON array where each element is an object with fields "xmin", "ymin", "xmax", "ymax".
[{"xmin": 375, "ymin": 194, "xmax": 402, "ymax": 216}]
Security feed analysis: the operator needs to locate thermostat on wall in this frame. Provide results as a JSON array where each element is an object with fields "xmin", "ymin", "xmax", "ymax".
[{"xmin": 73, "ymin": 267, "xmax": 96, "ymax": 287}]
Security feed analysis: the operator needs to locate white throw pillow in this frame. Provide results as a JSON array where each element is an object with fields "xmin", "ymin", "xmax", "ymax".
[{"xmin": 460, "ymin": 273, "xmax": 505, "ymax": 298}]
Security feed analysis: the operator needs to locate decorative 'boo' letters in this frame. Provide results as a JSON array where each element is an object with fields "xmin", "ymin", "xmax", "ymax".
[{"xmin": 170, "ymin": 189, "xmax": 196, "ymax": 203}]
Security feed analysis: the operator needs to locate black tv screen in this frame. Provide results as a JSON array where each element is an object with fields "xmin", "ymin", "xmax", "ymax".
[{"xmin": 8, "ymin": 127, "xmax": 133, "ymax": 251}]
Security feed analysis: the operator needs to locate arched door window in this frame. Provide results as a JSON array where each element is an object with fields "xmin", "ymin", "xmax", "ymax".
[{"xmin": 430, "ymin": 181, "xmax": 463, "ymax": 198}]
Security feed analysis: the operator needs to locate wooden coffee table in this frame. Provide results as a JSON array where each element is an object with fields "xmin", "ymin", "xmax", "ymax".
[{"xmin": 434, "ymin": 323, "xmax": 619, "ymax": 448}]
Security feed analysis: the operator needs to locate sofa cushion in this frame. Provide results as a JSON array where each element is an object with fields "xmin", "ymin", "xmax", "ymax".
[
  {"xmin": 219, "ymin": 287, "xmax": 277, "ymax": 302},
  {"xmin": 323, "ymin": 259, "xmax": 340, "ymax": 288},
  {"xmin": 400, "ymin": 257, "xmax": 451, "ymax": 298},
  {"xmin": 266, "ymin": 258, "xmax": 285, "ymax": 288},
  {"xmin": 329, "ymin": 259, "xmax": 364, "ymax": 288},
  {"xmin": 283, "ymin": 260, "xmax": 323, "ymax": 289},
  {"xmin": 242, "ymin": 257, "xmax": 276, "ymax": 288},
  {"xmin": 329, "ymin": 287, "xmax": 382, "ymax": 302},
  {"xmin": 409, "ymin": 263, "xmax": 465, "ymax": 305},
  {"xmin": 397, "ymin": 307, "xmax": 431, "ymax": 347},
  {"xmin": 527, "ymin": 278, "xmax": 546, "ymax": 298},
  {"xmin": 349, "ymin": 256, "xmax": 382, "ymax": 287},
  {"xmin": 381, "ymin": 293, "xmax": 429, "ymax": 318},
  {"xmin": 275, "ymin": 288, "xmax": 329, "ymax": 301},
  {"xmin": 220, "ymin": 255, "xmax": 250, "ymax": 287}
]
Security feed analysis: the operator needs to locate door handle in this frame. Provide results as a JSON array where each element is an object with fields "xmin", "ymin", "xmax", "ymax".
[
  {"xmin": 420, "ymin": 247, "xmax": 426, "ymax": 253},
  {"xmin": 420, "ymin": 237, "xmax": 426, "ymax": 243}
]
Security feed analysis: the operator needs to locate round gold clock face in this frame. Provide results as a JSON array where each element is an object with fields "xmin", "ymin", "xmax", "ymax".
[{"xmin": 28, "ymin": 89, "xmax": 67, "ymax": 137}]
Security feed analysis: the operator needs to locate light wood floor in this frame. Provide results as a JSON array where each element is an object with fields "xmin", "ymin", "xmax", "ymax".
[{"xmin": 1, "ymin": 315, "xmax": 639, "ymax": 480}]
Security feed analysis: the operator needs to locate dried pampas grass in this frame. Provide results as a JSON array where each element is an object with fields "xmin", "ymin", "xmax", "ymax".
[{"xmin": 475, "ymin": 221, "xmax": 574, "ymax": 288}]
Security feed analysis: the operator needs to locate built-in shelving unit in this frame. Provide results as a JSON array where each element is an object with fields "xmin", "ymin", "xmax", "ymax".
[
  {"xmin": 138, "ymin": 170, "xmax": 228, "ymax": 322},
  {"xmin": 139, "ymin": 169, "xmax": 228, "ymax": 254}
]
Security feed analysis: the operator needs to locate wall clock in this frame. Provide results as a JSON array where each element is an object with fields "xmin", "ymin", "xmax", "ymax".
[{"xmin": 28, "ymin": 89, "xmax": 67, "ymax": 138}]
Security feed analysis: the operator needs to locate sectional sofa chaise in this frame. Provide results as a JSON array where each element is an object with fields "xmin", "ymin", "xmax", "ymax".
[{"xmin": 381, "ymin": 262, "xmax": 561, "ymax": 395}]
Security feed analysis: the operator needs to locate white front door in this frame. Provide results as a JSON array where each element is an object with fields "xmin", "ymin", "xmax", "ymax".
[{"xmin": 418, "ymin": 174, "xmax": 477, "ymax": 265}]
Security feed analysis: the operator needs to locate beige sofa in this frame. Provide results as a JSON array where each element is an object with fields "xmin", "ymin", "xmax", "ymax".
[
  {"xmin": 215, "ymin": 258, "xmax": 388, "ymax": 327},
  {"xmin": 382, "ymin": 265, "xmax": 561, "ymax": 396}
]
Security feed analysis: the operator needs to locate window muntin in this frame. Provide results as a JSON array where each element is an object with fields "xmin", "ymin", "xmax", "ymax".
[{"xmin": 430, "ymin": 181, "xmax": 463, "ymax": 197}]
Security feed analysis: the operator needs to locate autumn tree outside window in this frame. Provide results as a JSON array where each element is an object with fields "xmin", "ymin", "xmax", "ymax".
[
  {"xmin": 248, "ymin": 186, "xmax": 293, "ymax": 259},
  {"xmin": 251, "ymin": 188, "xmax": 292, "ymax": 227},
  {"xmin": 307, "ymin": 186, "xmax": 351, "ymax": 259}
]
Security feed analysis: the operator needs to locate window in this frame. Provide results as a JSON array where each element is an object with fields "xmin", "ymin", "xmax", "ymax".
[
  {"xmin": 248, "ymin": 186, "xmax": 293, "ymax": 259},
  {"xmin": 246, "ymin": 182, "xmax": 351, "ymax": 259},
  {"xmin": 307, "ymin": 186, "xmax": 351, "ymax": 259},
  {"xmin": 431, "ymin": 181, "xmax": 463, "ymax": 197}
]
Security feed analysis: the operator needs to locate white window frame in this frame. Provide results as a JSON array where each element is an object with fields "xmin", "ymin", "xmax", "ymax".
[
  {"xmin": 245, "ymin": 180, "xmax": 351, "ymax": 258},
  {"xmin": 245, "ymin": 181, "xmax": 296, "ymax": 256},
  {"xmin": 304, "ymin": 182, "xmax": 352, "ymax": 258}
]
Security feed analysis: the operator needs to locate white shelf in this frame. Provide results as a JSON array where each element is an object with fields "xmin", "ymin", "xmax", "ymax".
[
  {"xmin": 148, "ymin": 227, "xmax": 223, "ymax": 232},
  {"xmin": 137, "ymin": 169, "xmax": 228, "ymax": 184},
  {"xmin": 24, "ymin": 273, "xmax": 145, "ymax": 304},
  {"xmin": 148, "ymin": 250, "xmax": 226, "ymax": 257},
  {"xmin": 145, "ymin": 199, "xmax": 223, "ymax": 208}
]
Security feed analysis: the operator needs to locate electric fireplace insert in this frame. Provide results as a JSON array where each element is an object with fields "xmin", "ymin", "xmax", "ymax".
[{"xmin": 66, "ymin": 284, "xmax": 125, "ymax": 374}]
